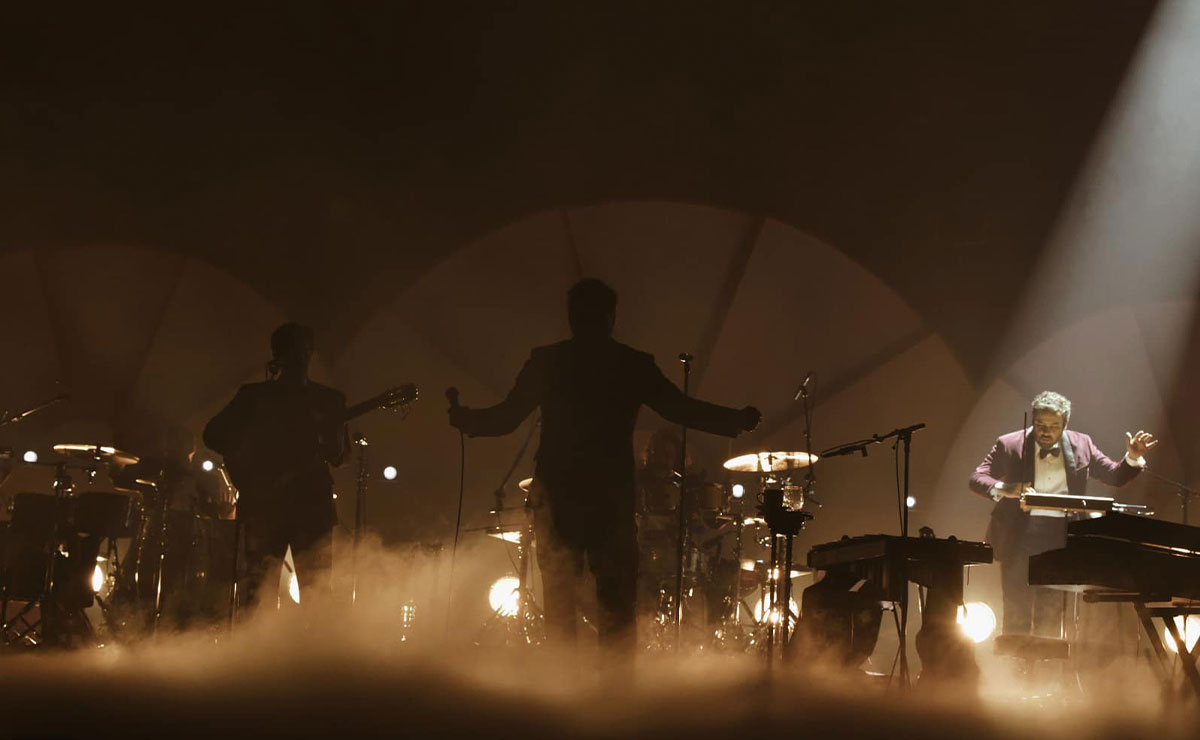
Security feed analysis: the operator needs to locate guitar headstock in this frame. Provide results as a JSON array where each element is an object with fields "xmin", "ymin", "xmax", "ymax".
[{"xmin": 376, "ymin": 383, "xmax": 419, "ymax": 412}]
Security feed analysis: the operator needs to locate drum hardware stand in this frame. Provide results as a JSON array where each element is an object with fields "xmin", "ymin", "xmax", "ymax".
[
  {"xmin": 473, "ymin": 511, "xmax": 544, "ymax": 646},
  {"xmin": 673, "ymin": 352, "xmax": 693, "ymax": 650},
  {"xmin": 208, "ymin": 463, "xmax": 242, "ymax": 629},
  {"xmin": 227, "ymin": 516, "xmax": 242, "ymax": 629},
  {"xmin": 38, "ymin": 460, "xmax": 77, "ymax": 645},
  {"xmin": 351, "ymin": 433, "xmax": 369, "ymax": 605},
  {"xmin": 730, "ymin": 497, "xmax": 746, "ymax": 634},
  {"xmin": 760, "ymin": 487, "xmax": 812, "ymax": 669},
  {"xmin": 91, "ymin": 537, "xmax": 123, "ymax": 623},
  {"xmin": 474, "ymin": 417, "xmax": 543, "ymax": 644},
  {"xmin": 150, "ymin": 471, "xmax": 172, "ymax": 634}
]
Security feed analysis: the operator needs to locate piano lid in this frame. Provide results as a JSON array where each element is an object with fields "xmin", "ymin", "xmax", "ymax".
[{"xmin": 1068, "ymin": 513, "xmax": 1200, "ymax": 557}]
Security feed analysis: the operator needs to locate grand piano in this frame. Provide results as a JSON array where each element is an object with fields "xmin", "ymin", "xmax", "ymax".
[{"xmin": 1028, "ymin": 511, "xmax": 1200, "ymax": 698}]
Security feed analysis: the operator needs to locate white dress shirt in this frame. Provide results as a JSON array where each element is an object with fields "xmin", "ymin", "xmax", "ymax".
[{"xmin": 1034, "ymin": 444, "xmax": 1068, "ymax": 494}]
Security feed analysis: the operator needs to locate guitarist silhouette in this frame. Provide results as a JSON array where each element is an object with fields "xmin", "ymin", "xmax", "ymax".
[{"xmin": 204, "ymin": 323, "xmax": 350, "ymax": 610}]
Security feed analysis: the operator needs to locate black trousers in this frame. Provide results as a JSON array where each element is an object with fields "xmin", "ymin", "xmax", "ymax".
[
  {"xmin": 1000, "ymin": 515, "xmax": 1067, "ymax": 637},
  {"xmin": 532, "ymin": 485, "xmax": 638, "ymax": 657},
  {"xmin": 240, "ymin": 513, "xmax": 332, "ymax": 609}
]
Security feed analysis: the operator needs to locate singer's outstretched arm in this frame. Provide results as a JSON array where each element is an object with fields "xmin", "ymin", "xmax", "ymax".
[
  {"xmin": 641, "ymin": 356, "xmax": 747, "ymax": 437},
  {"xmin": 449, "ymin": 355, "xmax": 540, "ymax": 437}
]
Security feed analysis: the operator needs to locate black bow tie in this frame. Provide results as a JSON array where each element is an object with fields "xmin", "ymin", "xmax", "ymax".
[{"xmin": 1039, "ymin": 447, "xmax": 1060, "ymax": 460}]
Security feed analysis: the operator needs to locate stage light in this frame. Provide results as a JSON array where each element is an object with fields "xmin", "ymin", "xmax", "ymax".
[
  {"xmin": 92, "ymin": 563, "xmax": 105, "ymax": 593},
  {"xmin": 732, "ymin": 483, "xmax": 745, "ymax": 499},
  {"xmin": 288, "ymin": 572, "xmax": 300, "ymax": 604},
  {"xmin": 753, "ymin": 593, "xmax": 799, "ymax": 626},
  {"xmin": 1163, "ymin": 615, "xmax": 1200, "ymax": 654},
  {"xmin": 400, "ymin": 601, "xmax": 417, "ymax": 642},
  {"xmin": 22, "ymin": 450, "xmax": 37, "ymax": 463},
  {"xmin": 488, "ymin": 576, "xmax": 520, "ymax": 617},
  {"xmin": 906, "ymin": 496, "xmax": 917, "ymax": 509},
  {"xmin": 383, "ymin": 465, "xmax": 398, "ymax": 481},
  {"xmin": 201, "ymin": 459, "xmax": 214, "ymax": 472},
  {"xmin": 956, "ymin": 601, "xmax": 997, "ymax": 643}
]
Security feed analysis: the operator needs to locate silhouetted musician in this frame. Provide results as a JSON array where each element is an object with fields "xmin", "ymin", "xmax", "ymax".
[
  {"xmin": 204, "ymin": 323, "xmax": 349, "ymax": 610},
  {"xmin": 449, "ymin": 279, "xmax": 760, "ymax": 657}
]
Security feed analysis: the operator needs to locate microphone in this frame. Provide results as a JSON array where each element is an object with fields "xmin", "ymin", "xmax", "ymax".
[
  {"xmin": 445, "ymin": 387, "xmax": 460, "ymax": 410},
  {"xmin": 678, "ymin": 353, "xmax": 693, "ymax": 364},
  {"xmin": 793, "ymin": 371, "xmax": 813, "ymax": 401}
]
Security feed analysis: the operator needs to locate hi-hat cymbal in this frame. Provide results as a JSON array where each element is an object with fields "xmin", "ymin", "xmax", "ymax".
[
  {"xmin": 723, "ymin": 451, "xmax": 817, "ymax": 473},
  {"xmin": 518, "ymin": 477, "xmax": 534, "ymax": 493},
  {"xmin": 52, "ymin": 443, "xmax": 140, "ymax": 468}
]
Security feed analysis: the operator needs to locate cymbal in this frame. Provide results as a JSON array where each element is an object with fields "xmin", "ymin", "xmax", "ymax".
[
  {"xmin": 485, "ymin": 524, "xmax": 525, "ymax": 544},
  {"xmin": 53, "ymin": 443, "xmax": 140, "ymax": 467},
  {"xmin": 518, "ymin": 477, "xmax": 534, "ymax": 493},
  {"xmin": 723, "ymin": 451, "xmax": 817, "ymax": 473},
  {"xmin": 114, "ymin": 477, "xmax": 158, "ymax": 496}
]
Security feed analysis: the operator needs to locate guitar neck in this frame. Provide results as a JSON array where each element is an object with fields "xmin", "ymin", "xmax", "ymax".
[
  {"xmin": 342, "ymin": 399, "xmax": 380, "ymax": 423},
  {"xmin": 341, "ymin": 385, "xmax": 416, "ymax": 424}
]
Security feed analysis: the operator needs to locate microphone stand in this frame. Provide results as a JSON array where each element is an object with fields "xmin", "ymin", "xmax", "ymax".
[
  {"xmin": 673, "ymin": 353, "xmax": 693, "ymax": 650},
  {"xmin": 1143, "ymin": 469, "xmax": 1198, "ymax": 525},
  {"xmin": 819, "ymin": 421, "xmax": 925, "ymax": 688},
  {"xmin": 0, "ymin": 393, "xmax": 68, "ymax": 428},
  {"xmin": 801, "ymin": 378, "xmax": 817, "ymax": 509},
  {"xmin": 351, "ymin": 433, "xmax": 369, "ymax": 605}
]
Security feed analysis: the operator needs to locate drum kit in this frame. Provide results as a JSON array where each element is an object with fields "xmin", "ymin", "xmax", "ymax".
[
  {"xmin": 471, "ymin": 447, "xmax": 822, "ymax": 652},
  {"xmin": 0, "ymin": 442, "xmax": 238, "ymax": 648},
  {"xmin": 637, "ymin": 448, "xmax": 818, "ymax": 651}
]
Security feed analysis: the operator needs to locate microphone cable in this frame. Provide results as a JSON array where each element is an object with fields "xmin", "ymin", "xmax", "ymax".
[
  {"xmin": 444, "ymin": 428, "xmax": 466, "ymax": 636},
  {"xmin": 443, "ymin": 387, "xmax": 466, "ymax": 636}
]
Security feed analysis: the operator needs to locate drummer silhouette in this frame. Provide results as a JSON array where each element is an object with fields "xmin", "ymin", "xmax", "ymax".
[{"xmin": 449, "ymin": 278, "xmax": 761, "ymax": 657}]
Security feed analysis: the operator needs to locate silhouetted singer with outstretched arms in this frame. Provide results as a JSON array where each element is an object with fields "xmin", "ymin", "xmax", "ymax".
[{"xmin": 449, "ymin": 279, "xmax": 760, "ymax": 657}]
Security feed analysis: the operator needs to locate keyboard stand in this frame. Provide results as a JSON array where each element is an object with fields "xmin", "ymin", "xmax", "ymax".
[{"xmin": 1083, "ymin": 590, "xmax": 1200, "ymax": 701}]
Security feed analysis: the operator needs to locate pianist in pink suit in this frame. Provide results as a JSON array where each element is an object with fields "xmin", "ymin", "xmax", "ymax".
[{"xmin": 969, "ymin": 390, "xmax": 1157, "ymax": 636}]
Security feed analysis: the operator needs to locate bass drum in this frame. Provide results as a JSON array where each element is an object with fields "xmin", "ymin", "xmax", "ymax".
[{"xmin": 181, "ymin": 516, "xmax": 237, "ymax": 623}]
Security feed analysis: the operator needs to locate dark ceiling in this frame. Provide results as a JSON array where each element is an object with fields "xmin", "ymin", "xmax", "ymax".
[{"xmin": 0, "ymin": 1, "xmax": 1160, "ymax": 378}]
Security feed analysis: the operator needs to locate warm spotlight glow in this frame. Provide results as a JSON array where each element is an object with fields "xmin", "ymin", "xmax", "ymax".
[
  {"xmin": 382, "ymin": 465, "xmax": 398, "ymax": 481},
  {"xmin": 201, "ymin": 459, "xmax": 215, "ymax": 472},
  {"xmin": 22, "ymin": 450, "xmax": 37, "ymax": 463},
  {"xmin": 288, "ymin": 572, "xmax": 301, "ymax": 604},
  {"xmin": 488, "ymin": 576, "xmax": 520, "ymax": 617},
  {"xmin": 91, "ymin": 564, "xmax": 105, "ymax": 593},
  {"xmin": 956, "ymin": 601, "xmax": 997, "ymax": 644},
  {"xmin": 753, "ymin": 593, "xmax": 798, "ymax": 625},
  {"xmin": 732, "ymin": 483, "xmax": 745, "ymax": 499},
  {"xmin": 906, "ymin": 496, "xmax": 917, "ymax": 509},
  {"xmin": 1164, "ymin": 615, "xmax": 1200, "ymax": 654}
]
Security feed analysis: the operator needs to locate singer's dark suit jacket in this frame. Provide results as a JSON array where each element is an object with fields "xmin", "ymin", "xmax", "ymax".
[
  {"xmin": 453, "ymin": 337, "xmax": 745, "ymax": 545},
  {"xmin": 969, "ymin": 428, "xmax": 1141, "ymax": 560}
]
